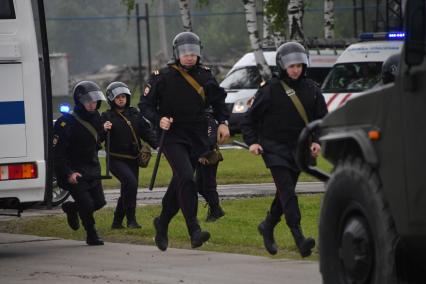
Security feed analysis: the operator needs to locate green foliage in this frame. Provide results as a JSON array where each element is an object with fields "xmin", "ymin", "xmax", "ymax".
[
  {"xmin": 264, "ymin": 0, "xmax": 289, "ymax": 38},
  {"xmin": 121, "ymin": 0, "xmax": 135, "ymax": 16}
]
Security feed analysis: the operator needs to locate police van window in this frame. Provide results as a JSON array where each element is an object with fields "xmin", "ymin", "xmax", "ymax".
[
  {"xmin": 322, "ymin": 62, "xmax": 382, "ymax": 93},
  {"xmin": 221, "ymin": 66, "xmax": 279, "ymax": 90},
  {"xmin": 0, "ymin": 0, "xmax": 16, "ymax": 19},
  {"xmin": 307, "ymin": 67, "xmax": 332, "ymax": 86}
]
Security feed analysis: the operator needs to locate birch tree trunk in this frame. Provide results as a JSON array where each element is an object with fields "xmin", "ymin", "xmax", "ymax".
[
  {"xmin": 324, "ymin": 0, "xmax": 334, "ymax": 39},
  {"xmin": 243, "ymin": 0, "xmax": 272, "ymax": 81},
  {"xmin": 156, "ymin": 0, "xmax": 169, "ymax": 63},
  {"xmin": 179, "ymin": 0, "xmax": 193, "ymax": 32},
  {"xmin": 288, "ymin": 0, "xmax": 305, "ymax": 41}
]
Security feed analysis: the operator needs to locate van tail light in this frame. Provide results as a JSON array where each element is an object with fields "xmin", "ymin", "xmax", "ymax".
[{"xmin": 0, "ymin": 163, "xmax": 38, "ymax": 181}]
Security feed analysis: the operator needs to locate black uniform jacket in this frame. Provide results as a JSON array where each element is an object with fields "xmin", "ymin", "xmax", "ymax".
[
  {"xmin": 139, "ymin": 63, "xmax": 229, "ymax": 155},
  {"xmin": 53, "ymin": 108, "xmax": 104, "ymax": 190},
  {"xmin": 241, "ymin": 76, "xmax": 328, "ymax": 171},
  {"xmin": 101, "ymin": 107, "xmax": 158, "ymax": 158}
]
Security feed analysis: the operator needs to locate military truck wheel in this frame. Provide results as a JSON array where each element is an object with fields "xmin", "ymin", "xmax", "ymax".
[{"xmin": 319, "ymin": 158, "xmax": 398, "ymax": 284}]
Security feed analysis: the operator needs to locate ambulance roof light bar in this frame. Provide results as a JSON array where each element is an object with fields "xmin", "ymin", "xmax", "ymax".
[{"xmin": 360, "ymin": 32, "xmax": 405, "ymax": 41}]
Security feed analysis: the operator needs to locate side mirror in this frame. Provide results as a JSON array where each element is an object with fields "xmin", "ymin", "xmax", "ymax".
[{"xmin": 405, "ymin": 0, "xmax": 426, "ymax": 66}]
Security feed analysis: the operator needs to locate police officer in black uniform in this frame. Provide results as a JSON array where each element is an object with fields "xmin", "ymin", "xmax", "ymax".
[
  {"xmin": 139, "ymin": 32, "xmax": 230, "ymax": 251},
  {"xmin": 102, "ymin": 82, "xmax": 158, "ymax": 229},
  {"xmin": 54, "ymin": 81, "xmax": 108, "ymax": 246},
  {"xmin": 195, "ymin": 109, "xmax": 225, "ymax": 222},
  {"xmin": 241, "ymin": 42, "xmax": 328, "ymax": 257}
]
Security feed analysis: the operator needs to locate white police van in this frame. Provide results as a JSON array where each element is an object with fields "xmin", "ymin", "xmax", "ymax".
[
  {"xmin": 0, "ymin": 0, "xmax": 67, "ymax": 215},
  {"xmin": 321, "ymin": 32, "xmax": 404, "ymax": 111},
  {"xmin": 221, "ymin": 49, "xmax": 341, "ymax": 133}
]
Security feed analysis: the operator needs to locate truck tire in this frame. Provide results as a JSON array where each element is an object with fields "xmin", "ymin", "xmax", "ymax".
[{"xmin": 319, "ymin": 157, "xmax": 398, "ymax": 284}]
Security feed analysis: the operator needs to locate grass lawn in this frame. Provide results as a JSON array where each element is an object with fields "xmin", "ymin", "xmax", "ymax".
[
  {"xmin": 101, "ymin": 149, "xmax": 332, "ymax": 189},
  {"xmin": 0, "ymin": 195, "xmax": 322, "ymax": 260}
]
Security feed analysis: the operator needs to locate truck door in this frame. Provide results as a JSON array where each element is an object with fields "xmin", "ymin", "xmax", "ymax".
[{"xmin": 400, "ymin": 0, "xmax": 426, "ymax": 226}]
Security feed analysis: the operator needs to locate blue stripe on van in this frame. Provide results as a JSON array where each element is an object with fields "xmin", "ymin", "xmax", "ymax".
[{"xmin": 0, "ymin": 101, "xmax": 26, "ymax": 125}]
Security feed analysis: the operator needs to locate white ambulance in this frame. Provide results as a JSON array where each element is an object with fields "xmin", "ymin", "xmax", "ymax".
[
  {"xmin": 0, "ymin": 0, "xmax": 67, "ymax": 215},
  {"xmin": 221, "ymin": 49, "xmax": 341, "ymax": 133},
  {"xmin": 321, "ymin": 32, "xmax": 404, "ymax": 111}
]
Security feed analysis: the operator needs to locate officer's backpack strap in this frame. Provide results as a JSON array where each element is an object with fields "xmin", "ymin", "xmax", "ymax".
[
  {"xmin": 279, "ymin": 80, "xmax": 309, "ymax": 125},
  {"xmin": 170, "ymin": 64, "xmax": 205, "ymax": 101},
  {"xmin": 71, "ymin": 112, "xmax": 98, "ymax": 142}
]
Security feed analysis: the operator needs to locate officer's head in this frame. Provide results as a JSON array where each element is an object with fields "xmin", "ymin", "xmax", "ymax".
[
  {"xmin": 106, "ymin": 81, "xmax": 131, "ymax": 109},
  {"xmin": 276, "ymin": 41, "xmax": 308, "ymax": 80},
  {"xmin": 381, "ymin": 53, "xmax": 400, "ymax": 84},
  {"xmin": 172, "ymin": 32, "xmax": 202, "ymax": 68},
  {"xmin": 72, "ymin": 81, "xmax": 106, "ymax": 112}
]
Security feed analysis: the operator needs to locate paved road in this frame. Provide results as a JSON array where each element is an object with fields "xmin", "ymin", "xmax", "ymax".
[{"xmin": 0, "ymin": 233, "xmax": 321, "ymax": 284}]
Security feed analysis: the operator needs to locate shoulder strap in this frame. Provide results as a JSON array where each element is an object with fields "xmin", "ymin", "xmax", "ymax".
[
  {"xmin": 170, "ymin": 64, "xmax": 205, "ymax": 101},
  {"xmin": 116, "ymin": 111, "xmax": 141, "ymax": 151},
  {"xmin": 71, "ymin": 112, "xmax": 98, "ymax": 142},
  {"xmin": 279, "ymin": 81, "xmax": 309, "ymax": 125}
]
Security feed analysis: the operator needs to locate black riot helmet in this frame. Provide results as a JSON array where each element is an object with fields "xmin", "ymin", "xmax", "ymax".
[
  {"xmin": 276, "ymin": 41, "xmax": 309, "ymax": 77},
  {"xmin": 72, "ymin": 81, "xmax": 105, "ymax": 110},
  {"xmin": 381, "ymin": 53, "xmax": 400, "ymax": 84},
  {"xmin": 106, "ymin": 81, "xmax": 131, "ymax": 108},
  {"xmin": 172, "ymin": 32, "xmax": 202, "ymax": 62}
]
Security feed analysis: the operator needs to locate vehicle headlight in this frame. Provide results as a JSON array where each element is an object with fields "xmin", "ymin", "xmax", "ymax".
[{"xmin": 232, "ymin": 99, "xmax": 249, "ymax": 113}]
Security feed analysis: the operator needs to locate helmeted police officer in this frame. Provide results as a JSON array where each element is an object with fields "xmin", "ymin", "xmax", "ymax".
[
  {"xmin": 102, "ymin": 82, "xmax": 158, "ymax": 229},
  {"xmin": 54, "ymin": 81, "xmax": 108, "ymax": 246},
  {"xmin": 139, "ymin": 31, "xmax": 230, "ymax": 251},
  {"xmin": 241, "ymin": 42, "xmax": 328, "ymax": 257},
  {"xmin": 381, "ymin": 53, "xmax": 400, "ymax": 84}
]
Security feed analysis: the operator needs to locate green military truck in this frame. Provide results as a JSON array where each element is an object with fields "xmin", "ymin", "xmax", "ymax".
[{"xmin": 296, "ymin": 1, "xmax": 425, "ymax": 283}]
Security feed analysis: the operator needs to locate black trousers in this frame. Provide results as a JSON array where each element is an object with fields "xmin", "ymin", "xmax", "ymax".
[
  {"xmin": 195, "ymin": 163, "xmax": 219, "ymax": 207},
  {"xmin": 161, "ymin": 143, "xmax": 200, "ymax": 234},
  {"xmin": 110, "ymin": 158, "xmax": 139, "ymax": 216},
  {"xmin": 268, "ymin": 166, "xmax": 301, "ymax": 227},
  {"xmin": 69, "ymin": 181, "xmax": 106, "ymax": 231}
]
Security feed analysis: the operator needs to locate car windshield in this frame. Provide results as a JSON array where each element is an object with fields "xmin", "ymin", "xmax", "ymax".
[
  {"xmin": 321, "ymin": 62, "xmax": 383, "ymax": 93},
  {"xmin": 221, "ymin": 66, "xmax": 264, "ymax": 89}
]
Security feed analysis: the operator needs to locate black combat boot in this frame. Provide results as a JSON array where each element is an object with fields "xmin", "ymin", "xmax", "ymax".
[
  {"xmin": 290, "ymin": 225, "xmax": 315, "ymax": 257},
  {"xmin": 153, "ymin": 217, "xmax": 168, "ymax": 251},
  {"xmin": 86, "ymin": 227, "xmax": 104, "ymax": 246},
  {"xmin": 258, "ymin": 211, "xmax": 280, "ymax": 255},
  {"xmin": 206, "ymin": 204, "xmax": 225, "ymax": 222},
  {"xmin": 111, "ymin": 210, "xmax": 125, "ymax": 229},
  {"xmin": 189, "ymin": 222, "xmax": 210, "ymax": 249},
  {"xmin": 126, "ymin": 207, "xmax": 141, "ymax": 229},
  {"xmin": 62, "ymin": 201, "xmax": 79, "ymax": 231},
  {"xmin": 190, "ymin": 230, "xmax": 210, "ymax": 249}
]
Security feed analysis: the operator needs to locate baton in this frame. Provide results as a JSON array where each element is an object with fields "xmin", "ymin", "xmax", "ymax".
[
  {"xmin": 232, "ymin": 140, "xmax": 249, "ymax": 150},
  {"xmin": 149, "ymin": 129, "xmax": 166, "ymax": 191},
  {"xmin": 103, "ymin": 130, "xmax": 112, "ymax": 179}
]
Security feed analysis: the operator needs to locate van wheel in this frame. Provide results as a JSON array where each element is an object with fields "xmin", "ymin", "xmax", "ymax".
[
  {"xmin": 319, "ymin": 157, "xmax": 398, "ymax": 283},
  {"xmin": 51, "ymin": 175, "xmax": 70, "ymax": 206}
]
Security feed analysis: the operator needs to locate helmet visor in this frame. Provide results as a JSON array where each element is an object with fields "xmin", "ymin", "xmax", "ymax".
[
  {"xmin": 278, "ymin": 52, "xmax": 309, "ymax": 70},
  {"xmin": 108, "ymin": 86, "xmax": 131, "ymax": 101},
  {"xmin": 79, "ymin": 91, "xmax": 106, "ymax": 105},
  {"xmin": 176, "ymin": 43, "xmax": 201, "ymax": 57}
]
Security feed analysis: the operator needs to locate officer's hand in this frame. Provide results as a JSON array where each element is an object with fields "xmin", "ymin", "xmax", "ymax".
[
  {"xmin": 217, "ymin": 124, "xmax": 230, "ymax": 144},
  {"xmin": 160, "ymin": 117, "xmax": 173, "ymax": 130},
  {"xmin": 103, "ymin": 121, "xmax": 112, "ymax": 131},
  {"xmin": 249, "ymin": 143, "xmax": 263, "ymax": 155},
  {"xmin": 68, "ymin": 172, "xmax": 82, "ymax": 184},
  {"xmin": 311, "ymin": 142, "xmax": 321, "ymax": 158}
]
